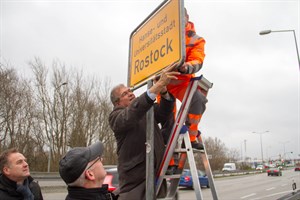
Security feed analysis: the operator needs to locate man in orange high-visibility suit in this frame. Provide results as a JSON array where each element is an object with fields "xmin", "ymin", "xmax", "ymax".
[
  {"xmin": 165, "ymin": 7, "xmax": 208, "ymax": 174},
  {"xmin": 170, "ymin": 7, "xmax": 207, "ymax": 146}
]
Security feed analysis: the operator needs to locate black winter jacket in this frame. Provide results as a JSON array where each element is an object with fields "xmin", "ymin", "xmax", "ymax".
[
  {"xmin": 65, "ymin": 184, "xmax": 117, "ymax": 200},
  {"xmin": 0, "ymin": 174, "xmax": 43, "ymax": 200}
]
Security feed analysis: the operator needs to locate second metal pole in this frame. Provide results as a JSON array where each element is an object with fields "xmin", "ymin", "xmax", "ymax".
[{"xmin": 146, "ymin": 80, "xmax": 155, "ymax": 200}]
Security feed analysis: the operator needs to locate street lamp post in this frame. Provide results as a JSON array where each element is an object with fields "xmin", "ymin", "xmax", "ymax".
[
  {"xmin": 244, "ymin": 139, "xmax": 247, "ymax": 161},
  {"xmin": 47, "ymin": 82, "xmax": 67, "ymax": 173},
  {"xmin": 240, "ymin": 141, "xmax": 243, "ymax": 161},
  {"xmin": 266, "ymin": 146, "xmax": 272, "ymax": 162},
  {"xmin": 280, "ymin": 141, "xmax": 290, "ymax": 161},
  {"xmin": 259, "ymin": 29, "xmax": 300, "ymax": 70},
  {"xmin": 253, "ymin": 131, "xmax": 269, "ymax": 163},
  {"xmin": 240, "ymin": 140, "xmax": 247, "ymax": 162}
]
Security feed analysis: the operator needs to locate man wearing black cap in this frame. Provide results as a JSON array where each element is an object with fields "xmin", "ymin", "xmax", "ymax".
[{"xmin": 59, "ymin": 141, "xmax": 117, "ymax": 200}]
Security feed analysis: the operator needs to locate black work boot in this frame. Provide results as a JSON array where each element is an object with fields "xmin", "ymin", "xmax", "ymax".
[
  {"xmin": 166, "ymin": 165, "xmax": 178, "ymax": 175},
  {"xmin": 191, "ymin": 141, "xmax": 204, "ymax": 150}
]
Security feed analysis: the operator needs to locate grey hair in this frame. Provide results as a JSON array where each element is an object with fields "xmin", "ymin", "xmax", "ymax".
[
  {"xmin": 110, "ymin": 84, "xmax": 126, "ymax": 106},
  {"xmin": 68, "ymin": 171, "xmax": 86, "ymax": 187}
]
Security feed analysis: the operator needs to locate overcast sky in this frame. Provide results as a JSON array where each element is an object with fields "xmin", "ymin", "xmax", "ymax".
[{"xmin": 1, "ymin": 0, "xmax": 299, "ymax": 162}]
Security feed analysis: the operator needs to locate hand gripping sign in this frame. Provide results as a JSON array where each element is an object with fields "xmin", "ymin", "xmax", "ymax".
[{"xmin": 128, "ymin": 0, "xmax": 185, "ymax": 89}]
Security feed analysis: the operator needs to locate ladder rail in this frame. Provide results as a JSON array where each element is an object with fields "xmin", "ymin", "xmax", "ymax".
[
  {"xmin": 165, "ymin": 132, "xmax": 207, "ymax": 200},
  {"xmin": 183, "ymin": 133, "xmax": 203, "ymax": 200},
  {"xmin": 156, "ymin": 75, "xmax": 219, "ymax": 200},
  {"xmin": 196, "ymin": 76, "xmax": 219, "ymax": 199},
  {"xmin": 155, "ymin": 76, "xmax": 201, "ymax": 195},
  {"xmin": 199, "ymin": 135, "xmax": 219, "ymax": 200},
  {"xmin": 164, "ymin": 134, "xmax": 184, "ymax": 199}
]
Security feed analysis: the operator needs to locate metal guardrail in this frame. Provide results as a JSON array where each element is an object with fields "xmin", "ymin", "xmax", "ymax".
[
  {"xmin": 31, "ymin": 170, "xmax": 264, "ymax": 180},
  {"xmin": 213, "ymin": 170, "xmax": 263, "ymax": 178},
  {"xmin": 33, "ymin": 167, "xmax": 295, "ymax": 180},
  {"xmin": 31, "ymin": 172, "xmax": 61, "ymax": 179}
]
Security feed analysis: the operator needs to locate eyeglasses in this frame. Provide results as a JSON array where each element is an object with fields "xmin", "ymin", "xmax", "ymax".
[
  {"xmin": 120, "ymin": 88, "xmax": 132, "ymax": 98},
  {"xmin": 86, "ymin": 157, "xmax": 102, "ymax": 171}
]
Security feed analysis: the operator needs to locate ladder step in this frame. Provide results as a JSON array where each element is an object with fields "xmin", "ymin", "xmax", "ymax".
[
  {"xmin": 163, "ymin": 174, "xmax": 181, "ymax": 179},
  {"xmin": 174, "ymin": 148, "xmax": 187, "ymax": 153},
  {"xmin": 174, "ymin": 148, "xmax": 205, "ymax": 153},
  {"xmin": 194, "ymin": 149, "xmax": 205, "ymax": 153}
]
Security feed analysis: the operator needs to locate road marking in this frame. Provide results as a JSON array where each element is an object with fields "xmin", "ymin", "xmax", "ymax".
[
  {"xmin": 266, "ymin": 187, "xmax": 275, "ymax": 191},
  {"xmin": 246, "ymin": 190, "xmax": 292, "ymax": 200},
  {"xmin": 264, "ymin": 190, "xmax": 291, "ymax": 198},
  {"xmin": 241, "ymin": 193, "xmax": 256, "ymax": 199}
]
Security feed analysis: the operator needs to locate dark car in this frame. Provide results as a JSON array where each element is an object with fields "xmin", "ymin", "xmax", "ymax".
[
  {"xmin": 103, "ymin": 167, "xmax": 119, "ymax": 192},
  {"xmin": 295, "ymin": 167, "xmax": 300, "ymax": 171},
  {"xmin": 267, "ymin": 167, "xmax": 282, "ymax": 176},
  {"xmin": 179, "ymin": 169, "xmax": 209, "ymax": 189}
]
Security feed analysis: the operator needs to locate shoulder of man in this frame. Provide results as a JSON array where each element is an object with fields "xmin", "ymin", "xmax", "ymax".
[
  {"xmin": 28, "ymin": 176, "xmax": 40, "ymax": 186},
  {"xmin": 28, "ymin": 176, "xmax": 44, "ymax": 200},
  {"xmin": 0, "ymin": 174, "xmax": 15, "ymax": 191},
  {"xmin": 107, "ymin": 191, "xmax": 119, "ymax": 200},
  {"xmin": 101, "ymin": 184, "xmax": 119, "ymax": 200},
  {"xmin": 0, "ymin": 176, "xmax": 19, "ymax": 200}
]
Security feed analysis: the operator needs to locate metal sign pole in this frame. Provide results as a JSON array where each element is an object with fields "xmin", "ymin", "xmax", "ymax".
[{"xmin": 146, "ymin": 80, "xmax": 155, "ymax": 200}]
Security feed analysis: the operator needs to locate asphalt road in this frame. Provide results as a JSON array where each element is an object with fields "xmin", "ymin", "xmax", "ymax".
[{"xmin": 40, "ymin": 168, "xmax": 300, "ymax": 200}]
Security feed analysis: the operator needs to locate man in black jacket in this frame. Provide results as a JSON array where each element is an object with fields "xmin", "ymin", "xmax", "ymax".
[
  {"xmin": 109, "ymin": 65, "xmax": 179, "ymax": 200},
  {"xmin": 0, "ymin": 148, "xmax": 43, "ymax": 200},
  {"xmin": 59, "ymin": 141, "xmax": 117, "ymax": 200}
]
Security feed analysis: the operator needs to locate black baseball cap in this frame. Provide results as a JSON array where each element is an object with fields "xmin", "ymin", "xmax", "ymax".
[{"xmin": 59, "ymin": 141, "xmax": 104, "ymax": 184}]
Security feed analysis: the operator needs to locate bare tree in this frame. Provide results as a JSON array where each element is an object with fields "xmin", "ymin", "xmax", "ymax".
[
  {"xmin": 68, "ymin": 72, "xmax": 96, "ymax": 147},
  {"xmin": 29, "ymin": 58, "xmax": 116, "ymax": 170},
  {"xmin": 29, "ymin": 58, "xmax": 70, "ymax": 171},
  {"xmin": 67, "ymin": 74, "xmax": 117, "ymax": 165},
  {"xmin": 203, "ymin": 136, "xmax": 228, "ymax": 171},
  {"xmin": 96, "ymin": 78, "xmax": 117, "ymax": 164},
  {"xmin": 2, "ymin": 58, "xmax": 245, "ymax": 172},
  {"xmin": 0, "ymin": 62, "xmax": 43, "ymax": 170},
  {"xmin": 226, "ymin": 148, "xmax": 240, "ymax": 163}
]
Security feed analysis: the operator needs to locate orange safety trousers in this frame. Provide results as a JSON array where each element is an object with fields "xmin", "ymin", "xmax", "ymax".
[
  {"xmin": 157, "ymin": 82, "xmax": 206, "ymax": 166},
  {"xmin": 167, "ymin": 82, "xmax": 207, "ymax": 142}
]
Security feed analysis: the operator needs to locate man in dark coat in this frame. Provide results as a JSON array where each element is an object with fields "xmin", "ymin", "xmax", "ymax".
[
  {"xmin": 0, "ymin": 148, "xmax": 43, "ymax": 200},
  {"xmin": 109, "ymin": 65, "xmax": 179, "ymax": 200}
]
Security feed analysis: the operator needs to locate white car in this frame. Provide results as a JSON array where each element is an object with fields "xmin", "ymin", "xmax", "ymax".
[
  {"xmin": 269, "ymin": 163, "xmax": 276, "ymax": 168},
  {"xmin": 256, "ymin": 165, "xmax": 264, "ymax": 170},
  {"xmin": 222, "ymin": 163, "xmax": 236, "ymax": 172}
]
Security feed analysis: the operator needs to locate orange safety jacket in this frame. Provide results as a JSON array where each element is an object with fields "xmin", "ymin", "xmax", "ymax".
[{"xmin": 167, "ymin": 21, "xmax": 206, "ymax": 99}]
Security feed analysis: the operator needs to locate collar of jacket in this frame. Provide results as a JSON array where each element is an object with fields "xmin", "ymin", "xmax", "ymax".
[
  {"xmin": 186, "ymin": 21, "xmax": 196, "ymax": 37},
  {"xmin": 67, "ymin": 184, "xmax": 111, "ymax": 200},
  {"xmin": 0, "ymin": 174, "xmax": 33, "ymax": 189}
]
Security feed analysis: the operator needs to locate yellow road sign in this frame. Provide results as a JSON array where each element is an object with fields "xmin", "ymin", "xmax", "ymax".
[{"xmin": 128, "ymin": 0, "xmax": 185, "ymax": 88}]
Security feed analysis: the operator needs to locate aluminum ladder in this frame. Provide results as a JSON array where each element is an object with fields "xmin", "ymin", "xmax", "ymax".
[{"xmin": 156, "ymin": 75, "xmax": 219, "ymax": 200}]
